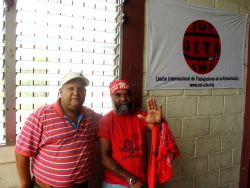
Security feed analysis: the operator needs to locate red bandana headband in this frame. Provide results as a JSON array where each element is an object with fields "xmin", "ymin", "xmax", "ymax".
[{"xmin": 109, "ymin": 80, "xmax": 130, "ymax": 96}]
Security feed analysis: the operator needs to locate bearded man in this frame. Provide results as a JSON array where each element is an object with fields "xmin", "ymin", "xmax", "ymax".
[{"xmin": 97, "ymin": 80, "xmax": 164, "ymax": 188}]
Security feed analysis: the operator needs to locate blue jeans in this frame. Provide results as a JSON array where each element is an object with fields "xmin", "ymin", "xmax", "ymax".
[
  {"xmin": 102, "ymin": 182, "xmax": 128, "ymax": 188},
  {"xmin": 102, "ymin": 181, "xmax": 148, "ymax": 188}
]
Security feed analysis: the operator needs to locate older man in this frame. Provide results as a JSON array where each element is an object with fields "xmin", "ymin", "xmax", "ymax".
[
  {"xmin": 15, "ymin": 72, "xmax": 102, "ymax": 188},
  {"xmin": 97, "ymin": 80, "xmax": 165, "ymax": 188}
]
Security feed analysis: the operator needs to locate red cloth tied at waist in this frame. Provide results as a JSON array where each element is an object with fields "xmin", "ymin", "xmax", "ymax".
[{"xmin": 148, "ymin": 121, "xmax": 180, "ymax": 188}]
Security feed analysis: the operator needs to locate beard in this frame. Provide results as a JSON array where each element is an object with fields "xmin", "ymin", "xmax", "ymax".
[{"xmin": 114, "ymin": 101, "xmax": 133, "ymax": 115}]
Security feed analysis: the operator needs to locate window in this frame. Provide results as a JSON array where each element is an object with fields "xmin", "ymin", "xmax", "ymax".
[
  {"xmin": 2, "ymin": 0, "xmax": 124, "ymax": 145},
  {"xmin": 1, "ymin": 0, "xmax": 144, "ymax": 145}
]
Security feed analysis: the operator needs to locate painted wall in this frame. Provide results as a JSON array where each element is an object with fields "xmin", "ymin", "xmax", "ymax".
[{"xmin": 1, "ymin": 0, "xmax": 250, "ymax": 188}]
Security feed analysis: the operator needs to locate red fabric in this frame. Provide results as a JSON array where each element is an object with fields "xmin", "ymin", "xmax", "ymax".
[
  {"xmin": 148, "ymin": 121, "xmax": 180, "ymax": 188},
  {"xmin": 97, "ymin": 110, "xmax": 149, "ymax": 185},
  {"xmin": 109, "ymin": 80, "xmax": 130, "ymax": 96}
]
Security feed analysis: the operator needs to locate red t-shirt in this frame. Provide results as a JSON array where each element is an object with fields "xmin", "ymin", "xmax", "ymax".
[{"xmin": 97, "ymin": 110, "xmax": 149, "ymax": 186}]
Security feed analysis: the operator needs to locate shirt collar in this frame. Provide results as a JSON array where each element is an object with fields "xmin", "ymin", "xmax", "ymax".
[{"xmin": 52, "ymin": 98, "xmax": 85, "ymax": 116}]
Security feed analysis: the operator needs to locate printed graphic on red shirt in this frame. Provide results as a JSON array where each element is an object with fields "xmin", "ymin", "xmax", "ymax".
[{"xmin": 119, "ymin": 139, "xmax": 143, "ymax": 160}]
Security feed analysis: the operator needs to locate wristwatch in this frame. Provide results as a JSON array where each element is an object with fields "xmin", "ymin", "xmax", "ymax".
[{"xmin": 129, "ymin": 177, "xmax": 137, "ymax": 185}]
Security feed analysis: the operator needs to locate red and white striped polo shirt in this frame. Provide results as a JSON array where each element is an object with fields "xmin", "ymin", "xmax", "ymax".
[{"xmin": 15, "ymin": 99, "xmax": 102, "ymax": 187}]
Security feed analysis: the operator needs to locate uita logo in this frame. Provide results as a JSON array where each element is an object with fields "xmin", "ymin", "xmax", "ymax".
[{"xmin": 183, "ymin": 20, "xmax": 221, "ymax": 74}]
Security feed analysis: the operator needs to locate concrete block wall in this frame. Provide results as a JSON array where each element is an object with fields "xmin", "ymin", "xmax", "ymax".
[
  {"xmin": 143, "ymin": 0, "xmax": 250, "ymax": 188},
  {"xmin": 142, "ymin": 89, "xmax": 244, "ymax": 188}
]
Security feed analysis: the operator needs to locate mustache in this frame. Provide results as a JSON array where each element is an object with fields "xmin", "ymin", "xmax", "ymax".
[
  {"xmin": 114, "ymin": 102, "xmax": 132, "ymax": 115},
  {"xmin": 120, "ymin": 101, "xmax": 129, "ymax": 105},
  {"xmin": 71, "ymin": 98, "xmax": 80, "ymax": 100}
]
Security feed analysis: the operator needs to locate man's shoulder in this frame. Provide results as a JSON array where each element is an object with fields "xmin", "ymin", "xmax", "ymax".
[
  {"xmin": 33, "ymin": 104, "xmax": 54, "ymax": 114},
  {"xmin": 101, "ymin": 110, "xmax": 113, "ymax": 118},
  {"xmin": 82, "ymin": 106, "xmax": 102, "ymax": 118},
  {"xmin": 135, "ymin": 108, "xmax": 147, "ymax": 115},
  {"xmin": 26, "ymin": 104, "xmax": 55, "ymax": 121},
  {"xmin": 99, "ymin": 111, "xmax": 113, "ymax": 122}
]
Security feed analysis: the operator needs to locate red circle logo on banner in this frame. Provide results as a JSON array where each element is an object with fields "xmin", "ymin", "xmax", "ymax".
[{"xmin": 183, "ymin": 20, "xmax": 221, "ymax": 74}]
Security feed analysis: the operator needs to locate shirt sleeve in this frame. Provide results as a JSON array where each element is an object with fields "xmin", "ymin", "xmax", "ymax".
[
  {"xmin": 95, "ymin": 112, "xmax": 103, "ymax": 126},
  {"xmin": 97, "ymin": 114, "xmax": 111, "ymax": 140},
  {"xmin": 15, "ymin": 109, "xmax": 44, "ymax": 157}
]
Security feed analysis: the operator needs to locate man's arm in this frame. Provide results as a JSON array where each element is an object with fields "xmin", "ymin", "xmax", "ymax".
[
  {"xmin": 98, "ymin": 138, "xmax": 144, "ymax": 187},
  {"xmin": 15, "ymin": 151, "xmax": 32, "ymax": 188}
]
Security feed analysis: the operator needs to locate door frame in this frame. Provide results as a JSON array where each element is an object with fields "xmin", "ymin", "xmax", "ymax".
[{"xmin": 240, "ymin": 25, "xmax": 250, "ymax": 188}]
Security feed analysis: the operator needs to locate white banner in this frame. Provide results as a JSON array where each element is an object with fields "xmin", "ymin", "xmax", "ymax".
[{"xmin": 146, "ymin": 0, "xmax": 248, "ymax": 90}]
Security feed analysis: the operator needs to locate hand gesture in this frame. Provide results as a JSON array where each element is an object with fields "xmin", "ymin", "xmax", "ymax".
[{"xmin": 138, "ymin": 97, "xmax": 162, "ymax": 125}]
